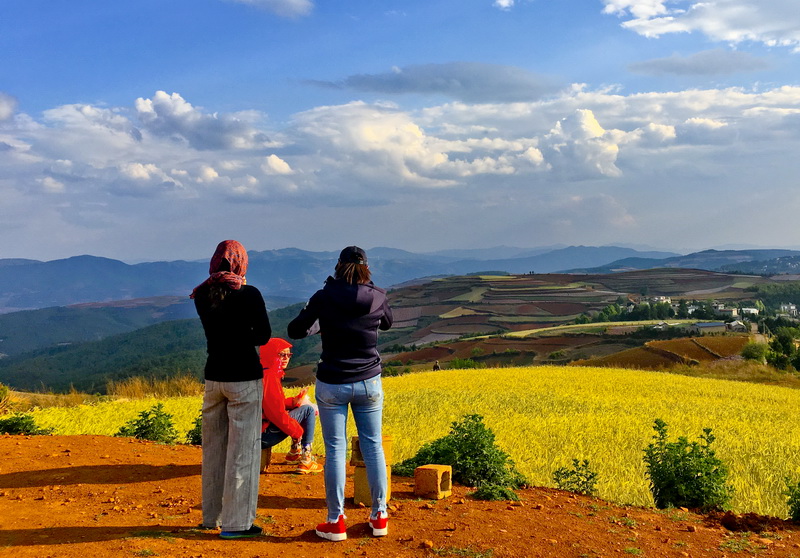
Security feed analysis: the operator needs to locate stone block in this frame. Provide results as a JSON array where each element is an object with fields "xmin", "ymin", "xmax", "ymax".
[
  {"xmin": 352, "ymin": 464, "xmax": 393, "ymax": 505},
  {"xmin": 351, "ymin": 436, "xmax": 393, "ymax": 505},
  {"xmin": 350, "ymin": 435, "xmax": 393, "ymax": 466},
  {"xmin": 414, "ymin": 464, "xmax": 452, "ymax": 500}
]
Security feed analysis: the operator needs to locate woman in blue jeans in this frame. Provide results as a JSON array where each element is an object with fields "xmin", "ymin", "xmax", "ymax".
[{"xmin": 288, "ymin": 246, "xmax": 393, "ymax": 541}]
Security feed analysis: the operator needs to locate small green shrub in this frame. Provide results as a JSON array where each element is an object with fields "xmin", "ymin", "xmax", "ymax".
[
  {"xmin": 553, "ymin": 458, "xmax": 598, "ymax": 495},
  {"xmin": 642, "ymin": 418, "xmax": 732, "ymax": 511},
  {"xmin": 0, "ymin": 413, "xmax": 53, "ymax": 435},
  {"xmin": 470, "ymin": 484, "xmax": 520, "ymax": 501},
  {"xmin": 186, "ymin": 413, "xmax": 202, "ymax": 445},
  {"xmin": 382, "ymin": 366, "xmax": 412, "ymax": 377},
  {"xmin": 448, "ymin": 358, "xmax": 485, "ymax": 369},
  {"xmin": 785, "ymin": 478, "xmax": 800, "ymax": 521},
  {"xmin": 115, "ymin": 403, "xmax": 179, "ymax": 444},
  {"xmin": 392, "ymin": 414, "xmax": 526, "ymax": 493},
  {"xmin": 741, "ymin": 341, "xmax": 769, "ymax": 362}
]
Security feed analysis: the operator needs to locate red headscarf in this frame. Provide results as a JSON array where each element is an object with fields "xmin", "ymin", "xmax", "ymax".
[
  {"xmin": 190, "ymin": 239, "xmax": 248, "ymax": 298},
  {"xmin": 260, "ymin": 338, "xmax": 293, "ymax": 377}
]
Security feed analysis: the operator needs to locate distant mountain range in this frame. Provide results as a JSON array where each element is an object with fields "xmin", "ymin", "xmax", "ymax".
[
  {"xmin": 5, "ymin": 245, "xmax": 800, "ymax": 317},
  {"xmin": 565, "ymin": 249, "xmax": 800, "ymax": 274},
  {"xmin": 0, "ymin": 245, "xmax": 681, "ymax": 314}
]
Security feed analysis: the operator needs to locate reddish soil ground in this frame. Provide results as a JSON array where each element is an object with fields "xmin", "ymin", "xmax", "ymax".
[{"xmin": 2, "ymin": 435, "xmax": 800, "ymax": 558}]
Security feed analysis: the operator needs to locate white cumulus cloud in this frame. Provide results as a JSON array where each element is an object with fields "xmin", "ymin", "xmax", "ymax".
[
  {"xmin": 541, "ymin": 109, "xmax": 623, "ymax": 179},
  {"xmin": 0, "ymin": 93, "xmax": 18, "ymax": 121},
  {"xmin": 3, "ymin": 84, "xmax": 800, "ymax": 257},
  {"xmin": 262, "ymin": 154, "xmax": 294, "ymax": 175},
  {"xmin": 493, "ymin": 0, "xmax": 515, "ymax": 10},
  {"xmin": 602, "ymin": 0, "xmax": 800, "ymax": 50},
  {"xmin": 227, "ymin": 0, "xmax": 312, "ymax": 18},
  {"xmin": 36, "ymin": 176, "xmax": 65, "ymax": 194},
  {"xmin": 135, "ymin": 91, "xmax": 272, "ymax": 150}
]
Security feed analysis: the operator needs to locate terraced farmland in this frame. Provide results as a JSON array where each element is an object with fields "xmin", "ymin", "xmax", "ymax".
[{"xmin": 572, "ymin": 335, "xmax": 750, "ymax": 369}]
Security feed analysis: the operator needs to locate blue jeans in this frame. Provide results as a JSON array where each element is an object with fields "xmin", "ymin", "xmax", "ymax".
[
  {"xmin": 316, "ymin": 376, "xmax": 386, "ymax": 521},
  {"xmin": 260, "ymin": 404, "xmax": 317, "ymax": 448},
  {"xmin": 201, "ymin": 379, "xmax": 262, "ymax": 532}
]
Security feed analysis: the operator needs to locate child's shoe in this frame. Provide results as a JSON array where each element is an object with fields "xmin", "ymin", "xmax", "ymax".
[
  {"xmin": 370, "ymin": 511, "xmax": 388, "ymax": 537},
  {"xmin": 295, "ymin": 450, "xmax": 323, "ymax": 474},
  {"xmin": 315, "ymin": 515, "xmax": 347, "ymax": 541},
  {"xmin": 284, "ymin": 440, "xmax": 302, "ymax": 463}
]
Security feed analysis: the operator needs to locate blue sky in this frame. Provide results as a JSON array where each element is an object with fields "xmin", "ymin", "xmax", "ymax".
[{"xmin": 2, "ymin": 0, "xmax": 800, "ymax": 262}]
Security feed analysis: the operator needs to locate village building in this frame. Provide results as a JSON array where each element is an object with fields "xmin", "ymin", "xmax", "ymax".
[
  {"xmin": 726, "ymin": 320, "xmax": 748, "ymax": 332},
  {"xmin": 716, "ymin": 307, "xmax": 739, "ymax": 318},
  {"xmin": 780, "ymin": 303, "xmax": 798, "ymax": 317}
]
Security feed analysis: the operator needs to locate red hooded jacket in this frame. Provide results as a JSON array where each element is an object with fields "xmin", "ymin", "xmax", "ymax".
[{"xmin": 260, "ymin": 338, "xmax": 303, "ymax": 439}]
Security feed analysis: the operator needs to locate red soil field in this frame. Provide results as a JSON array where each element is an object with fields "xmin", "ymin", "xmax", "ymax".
[{"xmin": 3, "ymin": 435, "xmax": 798, "ymax": 558}]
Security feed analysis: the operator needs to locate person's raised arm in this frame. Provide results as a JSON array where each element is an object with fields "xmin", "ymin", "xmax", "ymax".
[
  {"xmin": 287, "ymin": 294, "xmax": 321, "ymax": 340},
  {"xmin": 379, "ymin": 298, "xmax": 393, "ymax": 331}
]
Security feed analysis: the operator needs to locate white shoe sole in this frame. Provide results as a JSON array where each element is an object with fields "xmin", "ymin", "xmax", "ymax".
[
  {"xmin": 371, "ymin": 526, "xmax": 388, "ymax": 537},
  {"xmin": 315, "ymin": 529, "xmax": 347, "ymax": 541}
]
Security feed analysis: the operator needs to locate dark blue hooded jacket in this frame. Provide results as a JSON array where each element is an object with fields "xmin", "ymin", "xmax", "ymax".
[{"xmin": 287, "ymin": 276, "xmax": 393, "ymax": 384}]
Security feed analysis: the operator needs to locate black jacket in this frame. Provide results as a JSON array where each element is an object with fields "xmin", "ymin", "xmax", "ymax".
[
  {"xmin": 288, "ymin": 277, "xmax": 392, "ymax": 384},
  {"xmin": 194, "ymin": 284, "xmax": 271, "ymax": 382}
]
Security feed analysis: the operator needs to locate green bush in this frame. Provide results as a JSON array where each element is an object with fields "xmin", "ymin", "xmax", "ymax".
[
  {"xmin": 470, "ymin": 484, "xmax": 520, "ymax": 501},
  {"xmin": 448, "ymin": 358, "xmax": 485, "ymax": 369},
  {"xmin": 115, "ymin": 403, "xmax": 179, "ymax": 444},
  {"xmin": 785, "ymin": 478, "xmax": 800, "ymax": 521},
  {"xmin": 553, "ymin": 459, "xmax": 598, "ymax": 496},
  {"xmin": 642, "ymin": 418, "xmax": 732, "ymax": 511},
  {"xmin": 740, "ymin": 342, "xmax": 768, "ymax": 362},
  {"xmin": 392, "ymin": 414, "xmax": 526, "ymax": 493},
  {"xmin": 0, "ymin": 413, "xmax": 53, "ymax": 435},
  {"xmin": 382, "ymin": 366, "xmax": 412, "ymax": 377},
  {"xmin": 186, "ymin": 413, "xmax": 202, "ymax": 445}
]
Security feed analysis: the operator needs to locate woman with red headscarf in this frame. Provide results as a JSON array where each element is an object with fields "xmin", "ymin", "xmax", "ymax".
[
  {"xmin": 259, "ymin": 338, "xmax": 322, "ymax": 474},
  {"xmin": 192, "ymin": 240, "xmax": 271, "ymax": 540}
]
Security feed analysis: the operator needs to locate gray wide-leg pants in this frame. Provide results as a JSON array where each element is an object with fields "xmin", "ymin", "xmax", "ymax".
[{"xmin": 201, "ymin": 379, "xmax": 262, "ymax": 531}]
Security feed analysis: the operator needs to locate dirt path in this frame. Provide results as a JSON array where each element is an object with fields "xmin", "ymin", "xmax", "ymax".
[{"xmin": 1, "ymin": 435, "xmax": 799, "ymax": 557}]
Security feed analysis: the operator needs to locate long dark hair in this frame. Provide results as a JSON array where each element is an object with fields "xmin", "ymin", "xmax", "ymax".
[
  {"xmin": 335, "ymin": 261, "xmax": 371, "ymax": 285},
  {"xmin": 208, "ymin": 259, "xmax": 232, "ymax": 308}
]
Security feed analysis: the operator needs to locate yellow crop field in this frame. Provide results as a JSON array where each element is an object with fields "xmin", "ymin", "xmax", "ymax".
[
  {"xmin": 31, "ymin": 366, "xmax": 800, "ymax": 518},
  {"xmin": 33, "ymin": 397, "xmax": 203, "ymax": 437}
]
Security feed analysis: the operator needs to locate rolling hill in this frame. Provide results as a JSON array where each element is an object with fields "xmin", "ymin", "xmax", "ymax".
[
  {"xmin": 0, "ymin": 267, "xmax": 788, "ymax": 393},
  {"xmin": 0, "ymin": 245, "xmax": 678, "ymax": 313},
  {"xmin": 568, "ymin": 249, "xmax": 800, "ymax": 273}
]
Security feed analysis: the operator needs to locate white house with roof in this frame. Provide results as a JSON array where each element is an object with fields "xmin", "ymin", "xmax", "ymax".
[{"xmin": 780, "ymin": 303, "xmax": 798, "ymax": 317}]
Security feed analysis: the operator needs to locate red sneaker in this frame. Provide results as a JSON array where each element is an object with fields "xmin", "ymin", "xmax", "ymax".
[
  {"xmin": 315, "ymin": 515, "xmax": 347, "ymax": 541},
  {"xmin": 284, "ymin": 443, "xmax": 302, "ymax": 463},
  {"xmin": 370, "ymin": 512, "xmax": 388, "ymax": 537}
]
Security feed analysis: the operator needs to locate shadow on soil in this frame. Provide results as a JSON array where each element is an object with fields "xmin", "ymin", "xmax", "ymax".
[{"xmin": 0, "ymin": 464, "xmax": 200, "ymax": 488}]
